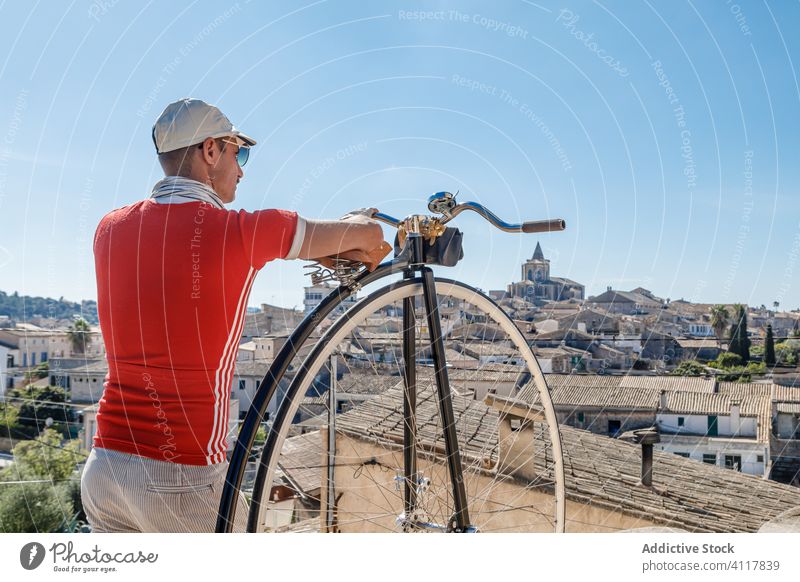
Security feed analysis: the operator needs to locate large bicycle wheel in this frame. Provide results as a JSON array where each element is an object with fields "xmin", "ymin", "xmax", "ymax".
[{"xmin": 250, "ymin": 277, "xmax": 565, "ymax": 533}]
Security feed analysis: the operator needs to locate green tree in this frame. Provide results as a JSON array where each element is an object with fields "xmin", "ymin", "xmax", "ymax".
[
  {"xmin": 0, "ymin": 482, "xmax": 73, "ymax": 533},
  {"xmin": 7, "ymin": 429, "xmax": 85, "ymax": 481},
  {"xmin": 7, "ymin": 385, "xmax": 76, "ymax": 439},
  {"xmin": 253, "ymin": 424, "xmax": 267, "ymax": 448},
  {"xmin": 728, "ymin": 304, "xmax": 751, "ymax": 363},
  {"xmin": 765, "ymin": 324, "xmax": 776, "ymax": 366},
  {"xmin": 0, "ymin": 403, "xmax": 19, "ymax": 439},
  {"xmin": 0, "ymin": 429, "xmax": 84, "ymax": 533},
  {"xmin": 712, "ymin": 352, "xmax": 743, "ymax": 369},
  {"xmin": 776, "ymin": 341, "xmax": 798, "ymax": 365},
  {"xmin": 670, "ymin": 360, "xmax": 708, "ymax": 376},
  {"xmin": 710, "ymin": 305, "xmax": 730, "ymax": 348},
  {"xmin": 23, "ymin": 361, "xmax": 49, "ymax": 383},
  {"xmin": 66, "ymin": 317, "xmax": 91, "ymax": 355}
]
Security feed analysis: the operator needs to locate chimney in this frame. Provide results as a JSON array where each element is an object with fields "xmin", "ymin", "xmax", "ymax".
[
  {"xmin": 730, "ymin": 399, "xmax": 741, "ymax": 435},
  {"xmin": 641, "ymin": 440, "xmax": 655, "ymax": 486},
  {"xmin": 607, "ymin": 286, "xmax": 612, "ymax": 292},
  {"xmin": 659, "ymin": 390, "xmax": 668, "ymax": 409},
  {"xmin": 619, "ymin": 427, "xmax": 661, "ymax": 487}
]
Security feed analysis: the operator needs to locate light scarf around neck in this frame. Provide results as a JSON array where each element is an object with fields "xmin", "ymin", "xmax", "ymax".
[{"xmin": 150, "ymin": 176, "xmax": 225, "ymax": 209}]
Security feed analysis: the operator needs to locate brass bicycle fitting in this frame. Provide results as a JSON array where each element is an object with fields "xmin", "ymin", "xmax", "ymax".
[{"xmin": 397, "ymin": 215, "xmax": 446, "ymax": 249}]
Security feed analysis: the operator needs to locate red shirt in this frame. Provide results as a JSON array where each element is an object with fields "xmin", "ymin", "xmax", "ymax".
[{"xmin": 92, "ymin": 198, "xmax": 299, "ymax": 465}]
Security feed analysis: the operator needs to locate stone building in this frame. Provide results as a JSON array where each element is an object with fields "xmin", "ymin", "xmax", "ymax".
[
  {"xmin": 588, "ymin": 288, "xmax": 664, "ymax": 315},
  {"xmin": 507, "ymin": 242, "xmax": 584, "ymax": 303},
  {"xmin": 267, "ymin": 377, "xmax": 800, "ymax": 532}
]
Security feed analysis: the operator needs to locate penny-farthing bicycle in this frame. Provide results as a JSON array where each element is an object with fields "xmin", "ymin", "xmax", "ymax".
[{"xmin": 217, "ymin": 192, "xmax": 567, "ymax": 533}]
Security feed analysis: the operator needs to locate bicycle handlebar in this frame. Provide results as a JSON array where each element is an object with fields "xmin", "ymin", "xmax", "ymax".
[
  {"xmin": 441, "ymin": 201, "xmax": 566, "ymax": 233},
  {"xmin": 371, "ymin": 196, "xmax": 566, "ymax": 234},
  {"xmin": 372, "ymin": 212, "xmax": 402, "ymax": 228},
  {"xmin": 521, "ymin": 219, "xmax": 567, "ymax": 233}
]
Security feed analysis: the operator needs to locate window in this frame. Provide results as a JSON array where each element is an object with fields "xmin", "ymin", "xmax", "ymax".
[
  {"xmin": 724, "ymin": 455, "xmax": 742, "ymax": 472},
  {"xmin": 702, "ymin": 454, "xmax": 716, "ymax": 465},
  {"xmin": 608, "ymin": 420, "xmax": 621, "ymax": 435},
  {"xmin": 238, "ymin": 379, "xmax": 246, "ymax": 391},
  {"xmin": 677, "ymin": 417, "xmax": 685, "ymax": 427},
  {"xmin": 577, "ymin": 412, "xmax": 585, "ymax": 423},
  {"xmin": 757, "ymin": 455, "xmax": 764, "ymax": 463},
  {"xmin": 41, "ymin": 352, "xmax": 47, "ymax": 362},
  {"xmin": 674, "ymin": 452, "xmax": 690, "ymax": 458}
]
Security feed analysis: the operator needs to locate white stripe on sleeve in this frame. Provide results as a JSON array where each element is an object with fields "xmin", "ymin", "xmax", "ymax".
[{"xmin": 283, "ymin": 216, "xmax": 306, "ymax": 260}]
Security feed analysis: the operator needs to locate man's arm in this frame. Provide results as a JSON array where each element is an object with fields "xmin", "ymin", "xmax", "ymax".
[{"xmin": 296, "ymin": 213, "xmax": 388, "ymax": 269}]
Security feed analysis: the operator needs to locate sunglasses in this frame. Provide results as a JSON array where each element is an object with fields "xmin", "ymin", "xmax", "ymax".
[{"xmin": 197, "ymin": 138, "xmax": 250, "ymax": 167}]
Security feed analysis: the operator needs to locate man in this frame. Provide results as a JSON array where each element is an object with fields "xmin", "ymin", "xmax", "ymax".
[{"xmin": 81, "ymin": 98, "xmax": 389, "ymax": 532}]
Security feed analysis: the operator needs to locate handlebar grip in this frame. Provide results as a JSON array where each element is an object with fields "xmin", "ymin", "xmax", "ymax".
[{"xmin": 521, "ymin": 219, "xmax": 566, "ymax": 233}]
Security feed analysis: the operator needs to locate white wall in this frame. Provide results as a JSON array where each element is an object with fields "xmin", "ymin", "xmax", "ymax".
[
  {"xmin": 253, "ymin": 337, "xmax": 288, "ymax": 361},
  {"xmin": 536, "ymin": 319, "xmax": 558, "ymax": 333},
  {"xmin": 687, "ymin": 324, "xmax": 714, "ymax": 337},
  {"xmin": 70, "ymin": 374, "xmax": 105, "ymax": 404},
  {"xmin": 231, "ymin": 376, "xmax": 277, "ymax": 421},
  {"xmin": 0, "ymin": 345, "xmax": 8, "ymax": 401},
  {"xmin": 657, "ymin": 413, "xmax": 757, "ymax": 438},
  {"xmin": 478, "ymin": 354, "xmax": 525, "ymax": 366},
  {"xmin": 657, "ymin": 438, "xmax": 767, "ymax": 477}
]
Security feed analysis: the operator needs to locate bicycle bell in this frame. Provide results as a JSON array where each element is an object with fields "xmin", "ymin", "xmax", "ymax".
[{"xmin": 427, "ymin": 191, "xmax": 457, "ymax": 216}]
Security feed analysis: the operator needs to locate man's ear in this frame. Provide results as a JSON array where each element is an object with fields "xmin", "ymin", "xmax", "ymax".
[{"xmin": 199, "ymin": 137, "xmax": 219, "ymax": 165}]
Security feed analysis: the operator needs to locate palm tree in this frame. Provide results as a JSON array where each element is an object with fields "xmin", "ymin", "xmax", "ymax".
[
  {"xmin": 710, "ymin": 305, "xmax": 730, "ymax": 348},
  {"xmin": 66, "ymin": 318, "xmax": 91, "ymax": 355}
]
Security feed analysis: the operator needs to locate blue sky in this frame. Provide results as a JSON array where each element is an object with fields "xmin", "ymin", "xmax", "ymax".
[{"xmin": 0, "ymin": 0, "xmax": 798, "ymax": 311}]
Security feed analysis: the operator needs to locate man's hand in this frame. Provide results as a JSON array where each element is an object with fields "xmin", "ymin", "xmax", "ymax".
[
  {"xmin": 315, "ymin": 208, "xmax": 390, "ymax": 271},
  {"xmin": 317, "ymin": 241, "xmax": 393, "ymax": 271},
  {"xmin": 298, "ymin": 207, "xmax": 389, "ymax": 270}
]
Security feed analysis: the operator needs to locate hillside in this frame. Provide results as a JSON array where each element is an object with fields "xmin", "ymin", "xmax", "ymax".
[{"xmin": 0, "ymin": 290, "xmax": 98, "ymax": 325}]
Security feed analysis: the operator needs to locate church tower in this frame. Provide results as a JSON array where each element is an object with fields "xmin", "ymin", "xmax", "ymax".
[{"xmin": 522, "ymin": 242, "xmax": 550, "ymax": 283}]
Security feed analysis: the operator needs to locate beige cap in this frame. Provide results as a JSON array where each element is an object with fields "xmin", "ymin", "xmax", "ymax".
[{"xmin": 151, "ymin": 98, "xmax": 256, "ymax": 153}]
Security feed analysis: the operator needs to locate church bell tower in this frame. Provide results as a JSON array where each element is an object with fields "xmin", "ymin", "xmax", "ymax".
[{"xmin": 522, "ymin": 242, "xmax": 550, "ymax": 283}]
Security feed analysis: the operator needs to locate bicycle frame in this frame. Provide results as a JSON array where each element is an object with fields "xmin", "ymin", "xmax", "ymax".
[{"xmin": 216, "ymin": 232, "xmax": 474, "ymax": 532}]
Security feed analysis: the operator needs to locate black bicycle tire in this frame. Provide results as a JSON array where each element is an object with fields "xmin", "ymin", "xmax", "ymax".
[
  {"xmin": 248, "ymin": 276, "xmax": 566, "ymax": 533},
  {"xmin": 216, "ymin": 259, "xmax": 409, "ymax": 532}
]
